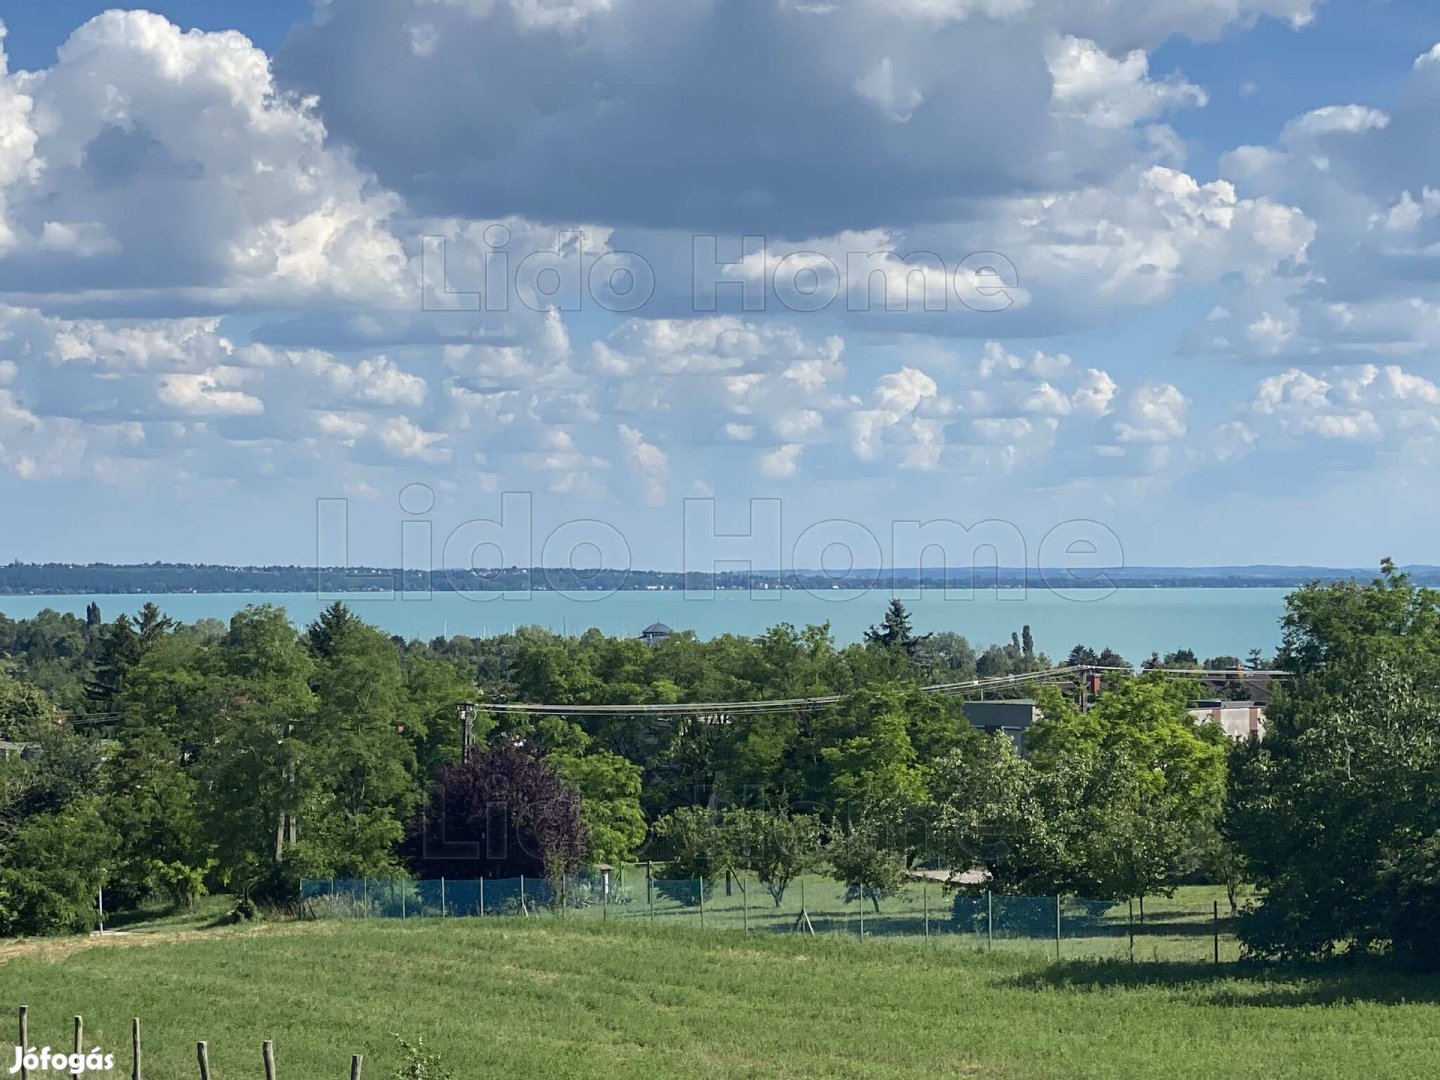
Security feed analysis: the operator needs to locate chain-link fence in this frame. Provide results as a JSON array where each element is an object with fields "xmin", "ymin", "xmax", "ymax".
[{"xmin": 301, "ymin": 872, "xmax": 1240, "ymax": 961}]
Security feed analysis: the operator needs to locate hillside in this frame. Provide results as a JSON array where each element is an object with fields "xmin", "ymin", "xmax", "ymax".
[{"xmin": 4, "ymin": 917, "xmax": 1438, "ymax": 1079}]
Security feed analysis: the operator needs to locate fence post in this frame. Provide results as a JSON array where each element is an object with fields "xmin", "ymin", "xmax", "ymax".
[
  {"xmin": 350, "ymin": 1056, "xmax": 363, "ymax": 1080},
  {"xmin": 649, "ymin": 872, "xmax": 656, "ymax": 924},
  {"xmin": 72, "ymin": 1015, "xmax": 82, "ymax": 1080},
  {"xmin": 19, "ymin": 1005, "xmax": 28, "ymax": 1080},
  {"xmin": 362, "ymin": 878, "xmax": 368, "ymax": 915},
  {"xmin": 440, "ymin": 877, "xmax": 446, "ymax": 917},
  {"xmin": 401, "ymin": 887, "xmax": 406, "ymax": 920},
  {"xmin": 698, "ymin": 878, "xmax": 704, "ymax": 929},
  {"xmin": 131, "ymin": 1018, "xmax": 141, "ymax": 1080},
  {"xmin": 520, "ymin": 875, "xmax": 526, "ymax": 916},
  {"xmin": 859, "ymin": 887, "xmax": 865, "ymax": 940},
  {"xmin": 262, "ymin": 1040, "xmax": 276, "ymax": 1080},
  {"xmin": 1128, "ymin": 898, "xmax": 1135, "ymax": 962},
  {"xmin": 196, "ymin": 1042, "xmax": 211, "ymax": 1080},
  {"xmin": 924, "ymin": 882, "xmax": 929, "ymax": 939},
  {"xmin": 1213, "ymin": 900, "xmax": 1220, "ymax": 964},
  {"xmin": 986, "ymin": 890, "xmax": 993, "ymax": 952},
  {"xmin": 479, "ymin": 877, "xmax": 485, "ymax": 918},
  {"xmin": 1055, "ymin": 895, "xmax": 1061, "ymax": 961},
  {"xmin": 742, "ymin": 876, "xmax": 748, "ymax": 933}
]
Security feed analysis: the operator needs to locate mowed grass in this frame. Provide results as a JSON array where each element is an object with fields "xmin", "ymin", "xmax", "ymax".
[{"xmin": 4, "ymin": 917, "xmax": 1440, "ymax": 1080}]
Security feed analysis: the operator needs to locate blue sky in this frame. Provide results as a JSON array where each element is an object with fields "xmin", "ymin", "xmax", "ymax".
[{"xmin": 2, "ymin": 0, "xmax": 1440, "ymax": 573}]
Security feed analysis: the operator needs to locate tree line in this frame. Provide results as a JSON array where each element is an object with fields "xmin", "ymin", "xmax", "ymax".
[{"xmin": 0, "ymin": 569, "xmax": 1436, "ymax": 969}]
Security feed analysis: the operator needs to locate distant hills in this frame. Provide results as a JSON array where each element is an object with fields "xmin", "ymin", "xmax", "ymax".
[{"xmin": 0, "ymin": 561, "xmax": 1430, "ymax": 595}]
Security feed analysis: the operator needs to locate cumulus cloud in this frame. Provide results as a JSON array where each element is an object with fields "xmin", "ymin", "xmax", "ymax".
[
  {"xmin": 0, "ymin": 11, "xmax": 408, "ymax": 309},
  {"xmin": 277, "ymin": 0, "xmax": 1309, "ymax": 235}
]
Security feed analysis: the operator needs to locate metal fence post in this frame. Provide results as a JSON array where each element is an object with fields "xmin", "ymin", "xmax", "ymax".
[
  {"xmin": 1213, "ymin": 900, "xmax": 1220, "ymax": 964},
  {"xmin": 986, "ymin": 890, "xmax": 993, "ymax": 952},
  {"xmin": 924, "ymin": 882, "xmax": 929, "ymax": 938},
  {"xmin": 742, "ymin": 876, "xmax": 749, "ymax": 933},
  {"xmin": 698, "ymin": 877, "xmax": 704, "ymax": 929},
  {"xmin": 520, "ymin": 875, "xmax": 526, "ymax": 916},
  {"xmin": 479, "ymin": 877, "xmax": 485, "ymax": 918},
  {"xmin": 401, "ymin": 887, "xmax": 406, "ymax": 920},
  {"xmin": 1054, "ymin": 894, "xmax": 1061, "ymax": 961},
  {"xmin": 859, "ymin": 887, "xmax": 865, "ymax": 940},
  {"xmin": 1128, "ymin": 898, "xmax": 1134, "ymax": 962},
  {"xmin": 440, "ymin": 877, "xmax": 446, "ymax": 917}
]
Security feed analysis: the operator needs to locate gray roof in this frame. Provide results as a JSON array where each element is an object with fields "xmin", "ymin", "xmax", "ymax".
[{"xmin": 641, "ymin": 622, "xmax": 673, "ymax": 635}]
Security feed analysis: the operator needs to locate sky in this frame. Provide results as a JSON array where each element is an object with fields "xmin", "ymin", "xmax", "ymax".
[{"xmin": 2, "ymin": 0, "xmax": 1440, "ymax": 574}]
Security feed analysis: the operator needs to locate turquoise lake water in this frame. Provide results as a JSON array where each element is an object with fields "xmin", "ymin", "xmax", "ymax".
[{"xmin": 0, "ymin": 588, "xmax": 1289, "ymax": 662}]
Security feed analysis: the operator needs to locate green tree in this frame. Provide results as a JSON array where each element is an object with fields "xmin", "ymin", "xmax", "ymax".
[
  {"xmin": 0, "ymin": 671, "xmax": 59, "ymax": 740},
  {"xmin": 826, "ymin": 816, "xmax": 907, "ymax": 911},
  {"xmin": 195, "ymin": 606, "xmax": 317, "ymax": 899},
  {"xmin": 864, "ymin": 599, "xmax": 928, "ymax": 658},
  {"xmin": 101, "ymin": 728, "xmax": 206, "ymax": 907},
  {"xmin": 651, "ymin": 806, "xmax": 725, "ymax": 888},
  {"xmin": 722, "ymin": 808, "xmax": 822, "ymax": 907},
  {"xmin": 0, "ymin": 795, "xmax": 117, "ymax": 936}
]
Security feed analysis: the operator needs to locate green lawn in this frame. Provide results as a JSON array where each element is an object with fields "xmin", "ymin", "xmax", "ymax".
[
  {"xmin": 310, "ymin": 873, "xmax": 1252, "ymax": 962},
  {"xmin": 4, "ymin": 917, "xmax": 1439, "ymax": 1079}
]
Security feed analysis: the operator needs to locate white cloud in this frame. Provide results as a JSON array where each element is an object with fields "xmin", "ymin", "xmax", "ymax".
[
  {"xmin": 617, "ymin": 423, "xmax": 669, "ymax": 506},
  {"xmin": 1048, "ymin": 36, "xmax": 1206, "ymax": 130},
  {"xmin": 1114, "ymin": 382, "xmax": 1188, "ymax": 443},
  {"xmin": 758, "ymin": 443, "xmax": 803, "ymax": 479},
  {"xmin": 0, "ymin": 11, "xmax": 408, "ymax": 307}
]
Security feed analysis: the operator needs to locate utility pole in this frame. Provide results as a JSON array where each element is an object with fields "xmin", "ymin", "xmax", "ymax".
[{"xmin": 459, "ymin": 702, "xmax": 476, "ymax": 759}]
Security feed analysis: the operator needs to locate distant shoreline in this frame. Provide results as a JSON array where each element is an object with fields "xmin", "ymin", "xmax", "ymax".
[{"xmin": 0, "ymin": 561, "xmax": 1424, "ymax": 596}]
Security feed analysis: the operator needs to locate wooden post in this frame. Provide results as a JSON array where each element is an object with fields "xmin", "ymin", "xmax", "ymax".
[
  {"xmin": 262, "ymin": 1040, "xmax": 276, "ymax": 1080},
  {"xmin": 131, "ymin": 1018, "xmax": 141, "ymax": 1080},
  {"xmin": 196, "ymin": 1042, "xmax": 211, "ymax": 1080},
  {"xmin": 18, "ymin": 1006, "xmax": 28, "ymax": 1080},
  {"xmin": 350, "ymin": 1055, "xmax": 363, "ymax": 1080},
  {"xmin": 1213, "ymin": 900, "xmax": 1221, "ymax": 964},
  {"xmin": 72, "ymin": 1015, "xmax": 83, "ymax": 1080}
]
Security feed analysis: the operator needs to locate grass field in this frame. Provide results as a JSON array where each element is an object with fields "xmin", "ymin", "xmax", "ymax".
[
  {"xmin": 309, "ymin": 874, "xmax": 1254, "ymax": 962},
  {"xmin": 4, "ymin": 915, "xmax": 1439, "ymax": 1079}
]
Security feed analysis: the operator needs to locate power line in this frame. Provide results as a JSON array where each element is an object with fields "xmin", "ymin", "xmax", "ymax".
[{"xmin": 473, "ymin": 665, "xmax": 1288, "ymax": 718}]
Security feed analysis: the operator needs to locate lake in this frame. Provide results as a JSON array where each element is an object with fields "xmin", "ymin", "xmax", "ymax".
[{"xmin": 0, "ymin": 587, "xmax": 1290, "ymax": 662}]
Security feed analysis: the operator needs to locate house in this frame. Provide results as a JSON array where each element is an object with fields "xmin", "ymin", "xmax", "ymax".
[
  {"xmin": 961, "ymin": 699, "xmax": 1041, "ymax": 752},
  {"xmin": 1188, "ymin": 699, "xmax": 1266, "ymax": 740},
  {"xmin": 639, "ymin": 621, "xmax": 673, "ymax": 647}
]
